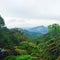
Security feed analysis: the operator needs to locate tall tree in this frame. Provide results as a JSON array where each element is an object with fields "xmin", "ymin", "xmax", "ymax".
[{"xmin": 0, "ymin": 15, "xmax": 5, "ymax": 28}]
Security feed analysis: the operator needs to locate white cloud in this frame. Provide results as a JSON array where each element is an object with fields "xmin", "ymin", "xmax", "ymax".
[
  {"xmin": 4, "ymin": 17, "xmax": 60, "ymax": 28},
  {"xmin": 0, "ymin": 0, "xmax": 60, "ymax": 28},
  {"xmin": 0, "ymin": 0, "xmax": 60, "ymax": 18}
]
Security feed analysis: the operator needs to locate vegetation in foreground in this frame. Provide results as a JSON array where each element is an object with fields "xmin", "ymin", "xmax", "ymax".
[{"xmin": 0, "ymin": 16, "xmax": 60, "ymax": 60}]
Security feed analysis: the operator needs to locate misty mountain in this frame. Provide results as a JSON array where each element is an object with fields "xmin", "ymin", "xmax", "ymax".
[
  {"xmin": 9, "ymin": 26, "xmax": 48, "ymax": 37},
  {"xmin": 24, "ymin": 26, "xmax": 48, "ymax": 37}
]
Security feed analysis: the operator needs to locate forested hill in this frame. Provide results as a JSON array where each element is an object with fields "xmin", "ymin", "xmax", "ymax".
[
  {"xmin": 23, "ymin": 26, "xmax": 48, "ymax": 37},
  {"xmin": 0, "ymin": 16, "xmax": 60, "ymax": 60}
]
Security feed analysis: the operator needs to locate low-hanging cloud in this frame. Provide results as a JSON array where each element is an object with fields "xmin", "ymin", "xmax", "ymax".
[
  {"xmin": 4, "ymin": 17, "xmax": 60, "ymax": 28},
  {"xmin": 0, "ymin": 0, "xmax": 60, "ymax": 28}
]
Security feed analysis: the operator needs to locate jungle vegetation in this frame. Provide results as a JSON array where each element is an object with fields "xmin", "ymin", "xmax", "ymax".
[{"xmin": 0, "ymin": 16, "xmax": 60, "ymax": 60}]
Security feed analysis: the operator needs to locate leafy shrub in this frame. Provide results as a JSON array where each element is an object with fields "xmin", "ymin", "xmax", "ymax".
[
  {"xmin": 4, "ymin": 55, "xmax": 37, "ymax": 60},
  {"xmin": 4, "ymin": 56, "xmax": 16, "ymax": 60}
]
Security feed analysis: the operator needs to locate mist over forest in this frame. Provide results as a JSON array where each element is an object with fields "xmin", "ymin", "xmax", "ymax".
[
  {"xmin": 0, "ymin": 16, "xmax": 60, "ymax": 60},
  {"xmin": 0, "ymin": 0, "xmax": 60, "ymax": 60}
]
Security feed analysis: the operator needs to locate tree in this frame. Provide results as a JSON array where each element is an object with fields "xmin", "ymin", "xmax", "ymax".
[
  {"xmin": 48, "ymin": 24, "xmax": 60, "ymax": 36},
  {"xmin": 0, "ymin": 16, "xmax": 5, "ymax": 28}
]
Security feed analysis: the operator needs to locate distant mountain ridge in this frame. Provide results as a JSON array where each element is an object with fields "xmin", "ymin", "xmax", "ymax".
[
  {"xmin": 24, "ymin": 26, "xmax": 48, "ymax": 37},
  {"xmin": 9, "ymin": 26, "xmax": 48, "ymax": 37}
]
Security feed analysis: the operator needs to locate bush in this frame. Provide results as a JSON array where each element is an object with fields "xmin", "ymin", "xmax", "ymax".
[
  {"xmin": 4, "ymin": 56, "xmax": 16, "ymax": 60},
  {"xmin": 4, "ymin": 55, "xmax": 37, "ymax": 60}
]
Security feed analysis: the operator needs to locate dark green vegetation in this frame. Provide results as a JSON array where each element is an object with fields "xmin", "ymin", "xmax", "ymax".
[{"xmin": 0, "ymin": 16, "xmax": 60, "ymax": 60}]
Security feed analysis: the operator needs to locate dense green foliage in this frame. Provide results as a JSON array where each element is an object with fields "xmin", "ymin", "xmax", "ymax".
[
  {"xmin": 0, "ymin": 16, "xmax": 60, "ymax": 60},
  {"xmin": 0, "ymin": 16, "xmax": 5, "ymax": 28},
  {"xmin": 4, "ymin": 55, "xmax": 37, "ymax": 60}
]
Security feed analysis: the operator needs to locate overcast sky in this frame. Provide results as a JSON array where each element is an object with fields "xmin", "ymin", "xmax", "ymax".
[{"xmin": 0, "ymin": 0, "xmax": 60, "ymax": 28}]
